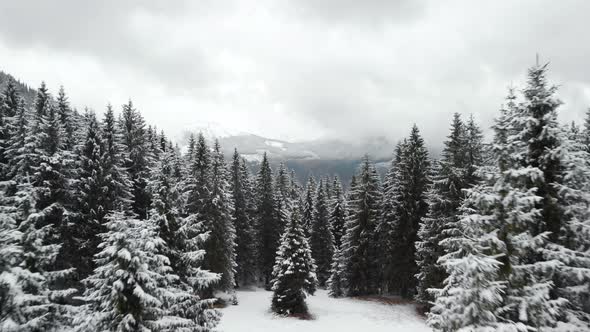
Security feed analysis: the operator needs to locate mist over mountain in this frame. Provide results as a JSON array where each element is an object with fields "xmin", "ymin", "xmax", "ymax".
[
  {"xmin": 178, "ymin": 125, "xmax": 442, "ymax": 185},
  {"xmin": 177, "ymin": 125, "xmax": 393, "ymax": 184},
  {"xmin": 3, "ymin": 70, "xmax": 441, "ymax": 185}
]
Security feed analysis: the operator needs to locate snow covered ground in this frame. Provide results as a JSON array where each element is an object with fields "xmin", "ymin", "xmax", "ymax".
[{"xmin": 216, "ymin": 289, "xmax": 430, "ymax": 332}]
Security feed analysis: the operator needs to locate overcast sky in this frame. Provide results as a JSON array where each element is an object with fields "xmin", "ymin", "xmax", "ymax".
[{"xmin": 1, "ymin": 0, "xmax": 589, "ymax": 144}]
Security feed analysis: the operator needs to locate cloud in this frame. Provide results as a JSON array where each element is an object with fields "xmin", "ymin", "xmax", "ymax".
[
  {"xmin": 0, "ymin": 0, "xmax": 589, "ymax": 148},
  {"xmin": 288, "ymin": 0, "xmax": 427, "ymax": 25}
]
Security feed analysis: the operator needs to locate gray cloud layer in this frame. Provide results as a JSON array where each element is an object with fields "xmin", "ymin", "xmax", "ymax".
[{"xmin": 0, "ymin": 0, "xmax": 589, "ymax": 146}]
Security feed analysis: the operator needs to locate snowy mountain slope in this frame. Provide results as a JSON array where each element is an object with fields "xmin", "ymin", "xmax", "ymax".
[
  {"xmin": 0, "ymin": 71, "xmax": 37, "ymax": 107},
  {"xmin": 217, "ymin": 289, "xmax": 429, "ymax": 332},
  {"xmin": 178, "ymin": 126, "xmax": 396, "ymax": 161}
]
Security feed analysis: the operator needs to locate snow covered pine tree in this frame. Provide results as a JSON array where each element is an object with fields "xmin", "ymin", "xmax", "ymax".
[{"xmin": 271, "ymin": 208, "xmax": 317, "ymax": 316}]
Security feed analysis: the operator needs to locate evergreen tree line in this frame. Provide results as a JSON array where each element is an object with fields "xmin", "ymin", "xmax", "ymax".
[
  {"xmin": 326, "ymin": 62, "xmax": 590, "ymax": 332},
  {"xmin": 0, "ymin": 80, "xmax": 225, "ymax": 331},
  {"xmin": 1, "ymin": 61, "xmax": 589, "ymax": 331}
]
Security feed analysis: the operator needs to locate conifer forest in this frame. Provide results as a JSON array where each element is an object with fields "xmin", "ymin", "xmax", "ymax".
[
  {"xmin": 1, "ymin": 2, "xmax": 590, "ymax": 332},
  {"xmin": 1, "ymin": 60, "xmax": 589, "ymax": 332}
]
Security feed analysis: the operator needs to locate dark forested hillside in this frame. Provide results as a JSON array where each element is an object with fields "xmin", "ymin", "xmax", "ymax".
[{"xmin": 0, "ymin": 71, "xmax": 36, "ymax": 106}]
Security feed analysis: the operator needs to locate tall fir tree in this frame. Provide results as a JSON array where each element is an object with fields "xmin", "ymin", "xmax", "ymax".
[
  {"xmin": 75, "ymin": 212, "xmax": 220, "ymax": 331},
  {"xmin": 201, "ymin": 140, "xmax": 236, "ymax": 293},
  {"xmin": 340, "ymin": 155, "xmax": 382, "ymax": 296},
  {"xmin": 186, "ymin": 133, "xmax": 196, "ymax": 164},
  {"xmin": 33, "ymin": 81, "xmax": 51, "ymax": 117},
  {"xmin": 120, "ymin": 100, "xmax": 152, "ymax": 219},
  {"xmin": 74, "ymin": 111, "xmax": 109, "ymax": 281},
  {"xmin": 376, "ymin": 142, "xmax": 404, "ymax": 294},
  {"xmin": 4, "ymin": 98, "xmax": 29, "ymax": 182},
  {"xmin": 427, "ymin": 180, "xmax": 508, "ymax": 331},
  {"xmin": 547, "ymin": 125, "xmax": 590, "ymax": 329},
  {"xmin": 388, "ymin": 125, "xmax": 430, "ymax": 298},
  {"xmin": 416, "ymin": 114, "xmax": 483, "ymax": 308},
  {"xmin": 0, "ymin": 78, "xmax": 20, "ymax": 180},
  {"xmin": 271, "ymin": 209, "xmax": 317, "ymax": 315},
  {"xmin": 148, "ymin": 146, "xmax": 183, "ymax": 280},
  {"xmin": 327, "ymin": 246, "xmax": 345, "ymax": 298},
  {"xmin": 274, "ymin": 163, "xmax": 292, "ymax": 210},
  {"xmin": 323, "ymin": 175, "xmax": 333, "ymax": 200},
  {"xmin": 464, "ymin": 114, "xmax": 485, "ymax": 185},
  {"xmin": 101, "ymin": 104, "xmax": 133, "ymax": 213},
  {"xmin": 274, "ymin": 162, "xmax": 292, "ymax": 236},
  {"xmin": 254, "ymin": 152, "xmax": 280, "ymax": 286},
  {"xmin": 301, "ymin": 176, "xmax": 316, "ymax": 237},
  {"xmin": 26, "ymin": 83, "xmax": 78, "ymax": 301},
  {"xmin": 430, "ymin": 65, "xmax": 568, "ymax": 331},
  {"xmin": 288, "ymin": 169, "xmax": 302, "ymax": 203},
  {"xmin": 326, "ymin": 177, "xmax": 347, "ymax": 297},
  {"xmin": 184, "ymin": 132, "xmax": 210, "ymax": 217},
  {"xmin": 328, "ymin": 176, "xmax": 346, "ymax": 249},
  {"xmin": 55, "ymin": 86, "xmax": 76, "ymax": 151},
  {"xmin": 229, "ymin": 149, "xmax": 258, "ymax": 286},
  {"xmin": 310, "ymin": 179, "xmax": 335, "ymax": 287},
  {"xmin": 0, "ymin": 180, "xmax": 74, "ymax": 331}
]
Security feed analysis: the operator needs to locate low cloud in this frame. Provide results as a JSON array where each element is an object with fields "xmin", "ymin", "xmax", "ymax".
[{"xmin": 0, "ymin": 0, "xmax": 589, "ymax": 147}]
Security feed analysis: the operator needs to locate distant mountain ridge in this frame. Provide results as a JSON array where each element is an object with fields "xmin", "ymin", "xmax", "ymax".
[
  {"xmin": 1, "ymin": 70, "xmax": 438, "ymax": 185},
  {"xmin": 178, "ymin": 126, "xmax": 397, "ymax": 161}
]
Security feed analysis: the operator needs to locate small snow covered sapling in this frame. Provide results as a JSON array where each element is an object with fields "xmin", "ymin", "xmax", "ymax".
[{"xmin": 270, "ymin": 209, "xmax": 317, "ymax": 316}]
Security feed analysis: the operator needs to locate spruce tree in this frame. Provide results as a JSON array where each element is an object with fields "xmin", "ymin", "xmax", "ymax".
[
  {"xmin": 74, "ymin": 111, "xmax": 109, "ymax": 281},
  {"xmin": 148, "ymin": 147, "xmax": 182, "ymax": 279},
  {"xmin": 547, "ymin": 126, "xmax": 590, "ymax": 329},
  {"xmin": 230, "ymin": 149, "xmax": 258, "ymax": 286},
  {"xmin": 33, "ymin": 81, "xmax": 51, "ymax": 117},
  {"xmin": 146, "ymin": 125, "xmax": 161, "ymax": 158},
  {"xmin": 327, "ymin": 246, "xmax": 345, "ymax": 298},
  {"xmin": 310, "ymin": 179, "xmax": 335, "ymax": 287},
  {"xmin": 430, "ymin": 66, "xmax": 568, "ymax": 330},
  {"xmin": 254, "ymin": 152, "xmax": 280, "ymax": 286},
  {"xmin": 323, "ymin": 175, "xmax": 333, "ymax": 200},
  {"xmin": 340, "ymin": 155, "xmax": 381, "ymax": 296},
  {"xmin": 120, "ymin": 100, "xmax": 152, "ymax": 219},
  {"xmin": 184, "ymin": 132, "xmax": 210, "ymax": 217},
  {"xmin": 55, "ymin": 86, "xmax": 76, "ymax": 151},
  {"xmin": 274, "ymin": 162, "xmax": 292, "ymax": 236},
  {"xmin": 201, "ymin": 140, "xmax": 236, "ymax": 293},
  {"xmin": 75, "ymin": 212, "xmax": 220, "ymax": 331},
  {"xmin": 0, "ymin": 181, "xmax": 72, "ymax": 331},
  {"xmin": 376, "ymin": 142, "xmax": 404, "ymax": 294},
  {"xmin": 416, "ymin": 114, "xmax": 483, "ymax": 308},
  {"xmin": 25, "ymin": 84, "xmax": 78, "ymax": 302},
  {"xmin": 4, "ymin": 98, "xmax": 29, "ymax": 183},
  {"xmin": 427, "ymin": 181, "xmax": 507, "ymax": 331},
  {"xmin": 464, "ymin": 114, "xmax": 484, "ymax": 185},
  {"xmin": 301, "ymin": 176, "xmax": 316, "ymax": 237},
  {"xmin": 0, "ymin": 79, "xmax": 20, "ymax": 180},
  {"xmin": 328, "ymin": 176, "xmax": 346, "ymax": 248},
  {"xmin": 274, "ymin": 163, "xmax": 291, "ymax": 210},
  {"xmin": 389, "ymin": 125, "xmax": 430, "ymax": 298},
  {"xmin": 101, "ymin": 104, "xmax": 133, "ymax": 213},
  {"xmin": 159, "ymin": 130, "xmax": 167, "ymax": 152},
  {"xmin": 271, "ymin": 209, "xmax": 317, "ymax": 316},
  {"xmin": 288, "ymin": 169, "xmax": 302, "ymax": 203},
  {"xmin": 176, "ymin": 194, "xmax": 221, "ymax": 330},
  {"xmin": 186, "ymin": 133, "xmax": 196, "ymax": 163}
]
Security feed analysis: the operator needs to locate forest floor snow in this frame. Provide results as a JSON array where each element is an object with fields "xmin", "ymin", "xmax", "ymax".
[{"xmin": 216, "ymin": 288, "xmax": 430, "ymax": 332}]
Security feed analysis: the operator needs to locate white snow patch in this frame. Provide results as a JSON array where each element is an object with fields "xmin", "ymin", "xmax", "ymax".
[
  {"xmin": 185, "ymin": 122, "xmax": 246, "ymax": 140},
  {"xmin": 301, "ymin": 150, "xmax": 320, "ymax": 159},
  {"xmin": 242, "ymin": 154, "xmax": 263, "ymax": 163},
  {"xmin": 216, "ymin": 289, "xmax": 429, "ymax": 332},
  {"xmin": 264, "ymin": 140, "xmax": 287, "ymax": 151}
]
